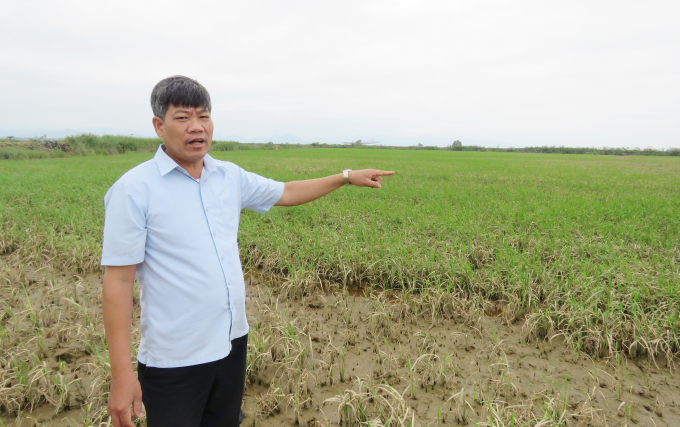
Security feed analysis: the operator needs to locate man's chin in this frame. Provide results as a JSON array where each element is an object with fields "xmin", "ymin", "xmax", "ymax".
[{"xmin": 185, "ymin": 145, "xmax": 209, "ymax": 157}]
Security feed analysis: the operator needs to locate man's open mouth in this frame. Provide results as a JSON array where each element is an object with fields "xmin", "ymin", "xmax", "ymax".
[{"xmin": 188, "ymin": 138, "xmax": 205, "ymax": 146}]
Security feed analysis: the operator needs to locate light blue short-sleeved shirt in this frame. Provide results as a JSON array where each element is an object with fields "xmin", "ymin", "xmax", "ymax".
[{"xmin": 101, "ymin": 145, "xmax": 284, "ymax": 368}]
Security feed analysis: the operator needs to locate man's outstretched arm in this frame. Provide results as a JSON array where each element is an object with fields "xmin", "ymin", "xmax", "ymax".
[
  {"xmin": 274, "ymin": 169, "xmax": 395, "ymax": 207},
  {"xmin": 103, "ymin": 265, "xmax": 143, "ymax": 427}
]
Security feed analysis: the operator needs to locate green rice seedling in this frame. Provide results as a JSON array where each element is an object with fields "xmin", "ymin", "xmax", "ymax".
[
  {"xmin": 408, "ymin": 353, "xmax": 454, "ymax": 394},
  {"xmin": 330, "ymin": 292, "xmax": 354, "ymax": 328},
  {"xmin": 19, "ymin": 283, "xmax": 40, "ymax": 332},
  {"xmin": 616, "ymin": 401, "xmax": 629, "ymax": 419},
  {"xmin": 541, "ymin": 374, "xmax": 569, "ymax": 418},
  {"xmin": 342, "ymin": 327, "xmax": 357, "ymax": 348},
  {"xmin": 435, "ymin": 405, "xmax": 443, "ymax": 425},
  {"xmin": 624, "ymin": 365, "xmax": 632, "ymax": 395},
  {"xmin": 373, "ymin": 349, "xmax": 400, "ymax": 384},
  {"xmin": 367, "ymin": 300, "xmax": 394, "ymax": 341},
  {"xmin": 260, "ymin": 306, "xmax": 311, "ymax": 374},
  {"xmin": 420, "ymin": 288, "xmax": 481, "ymax": 326},
  {"xmin": 406, "ymin": 360, "xmax": 416, "ymax": 400},
  {"xmin": 445, "ymin": 389, "xmax": 472, "ymax": 426},
  {"xmin": 80, "ymin": 332, "xmax": 109, "ymax": 370},
  {"xmin": 339, "ymin": 349, "xmax": 347, "ymax": 383},
  {"xmin": 319, "ymin": 338, "xmax": 340, "ymax": 386},
  {"xmin": 45, "ymin": 365, "xmax": 71, "ymax": 413},
  {"xmin": 246, "ymin": 321, "xmax": 272, "ymax": 384},
  {"xmin": 287, "ymin": 369, "xmax": 315, "ymax": 424},
  {"xmin": 323, "ymin": 381, "xmax": 371, "ymax": 426},
  {"xmin": 279, "ymin": 270, "xmax": 320, "ymax": 301},
  {"xmin": 414, "ymin": 331, "xmax": 436, "ymax": 354},
  {"xmin": 391, "ymin": 289, "xmax": 419, "ymax": 325}
]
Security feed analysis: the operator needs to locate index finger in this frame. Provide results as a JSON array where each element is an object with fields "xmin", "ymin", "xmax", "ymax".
[{"xmin": 374, "ymin": 170, "xmax": 395, "ymax": 176}]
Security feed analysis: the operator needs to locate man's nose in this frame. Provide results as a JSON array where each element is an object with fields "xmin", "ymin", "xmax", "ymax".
[{"xmin": 187, "ymin": 115, "xmax": 203, "ymax": 133}]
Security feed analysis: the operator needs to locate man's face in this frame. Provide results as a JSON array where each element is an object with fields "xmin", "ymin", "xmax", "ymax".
[{"xmin": 152, "ymin": 104, "xmax": 214, "ymax": 166}]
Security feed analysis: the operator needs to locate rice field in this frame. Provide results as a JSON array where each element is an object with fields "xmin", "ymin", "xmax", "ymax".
[{"xmin": 1, "ymin": 148, "xmax": 679, "ymax": 426}]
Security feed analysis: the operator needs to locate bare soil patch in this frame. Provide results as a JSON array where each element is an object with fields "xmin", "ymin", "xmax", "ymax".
[
  {"xmin": 242, "ymin": 282, "xmax": 680, "ymax": 427},
  {"xmin": 1, "ymin": 263, "xmax": 679, "ymax": 426}
]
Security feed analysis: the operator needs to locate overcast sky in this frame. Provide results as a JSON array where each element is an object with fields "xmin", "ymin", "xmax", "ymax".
[{"xmin": 1, "ymin": 0, "xmax": 678, "ymax": 148}]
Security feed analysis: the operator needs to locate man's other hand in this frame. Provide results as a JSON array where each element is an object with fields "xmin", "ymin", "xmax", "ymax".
[
  {"xmin": 349, "ymin": 169, "xmax": 395, "ymax": 188},
  {"xmin": 108, "ymin": 371, "xmax": 143, "ymax": 427}
]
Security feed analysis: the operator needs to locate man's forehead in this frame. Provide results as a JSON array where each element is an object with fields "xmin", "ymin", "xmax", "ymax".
[{"xmin": 169, "ymin": 105, "xmax": 209, "ymax": 114}]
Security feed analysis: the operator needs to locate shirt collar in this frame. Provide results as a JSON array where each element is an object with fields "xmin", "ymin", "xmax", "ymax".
[
  {"xmin": 202, "ymin": 152, "xmax": 217, "ymax": 172},
  {"xmin": 154, "ymin": 145, "xmax": 177, "ymax": 176},
  {"xmin": 154, "ymin": 144, "xmax": 217, "ymax": 177}
]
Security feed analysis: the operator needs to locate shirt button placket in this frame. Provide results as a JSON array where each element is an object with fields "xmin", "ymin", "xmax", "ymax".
[{"xmin": 227, "ymin": 281, "xmax": 232, "ymax": 310}]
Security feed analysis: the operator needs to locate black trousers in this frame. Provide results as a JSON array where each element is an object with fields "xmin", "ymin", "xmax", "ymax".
[{"xmin": 137, "ymin": 334, "xmax": 248, "ymax": 427}]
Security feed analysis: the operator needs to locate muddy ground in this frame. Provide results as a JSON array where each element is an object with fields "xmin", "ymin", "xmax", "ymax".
[{"xmin": 1, "ymin": 265, "xmax": 679, "ymax": 426}]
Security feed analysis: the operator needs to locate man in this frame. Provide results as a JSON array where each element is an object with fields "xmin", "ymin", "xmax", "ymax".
[{"xmin": 102, "ymin": 75, "xmax": 394, "ymax": 427}]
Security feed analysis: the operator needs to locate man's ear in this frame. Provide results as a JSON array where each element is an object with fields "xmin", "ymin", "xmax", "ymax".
[{"xmin": 152, "ymin": 116, "xmax": 164, "ymax": 138}]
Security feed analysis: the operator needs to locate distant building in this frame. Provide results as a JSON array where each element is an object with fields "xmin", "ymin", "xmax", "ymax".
[{"xmin": 6, "ymin": 136, "xmax": 14, "ymax": 139}]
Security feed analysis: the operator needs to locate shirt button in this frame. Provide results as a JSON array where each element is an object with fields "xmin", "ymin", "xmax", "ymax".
[
  {"xmin": 213, "ymin": 231, "xmax": 216, "ymax": 236},
  {"xmin": 206, "ymin": 207, "xmax": 209, "ymax": 212},
  {"xmin": 221, "ymin": 256, "xmax": 224, "ymax": 260}
]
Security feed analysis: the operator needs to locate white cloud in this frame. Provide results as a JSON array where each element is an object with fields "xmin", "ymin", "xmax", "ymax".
[{"xmin": 1, "ymin": 0, "xmax": 678, "ymax": 147}]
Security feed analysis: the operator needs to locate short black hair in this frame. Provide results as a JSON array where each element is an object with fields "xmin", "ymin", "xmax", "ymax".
[{"xmin": 150, "ymin": 76, "xmax": 212, "ymax": 120}]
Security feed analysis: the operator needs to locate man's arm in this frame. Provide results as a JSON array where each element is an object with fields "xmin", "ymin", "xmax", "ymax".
[
  {"xmin": 103, "ymin": 265, "xmax": 143, "ymax": 427},
  {"xmin": 274, "ymin": 169, "xmax": 394, "ymax": 207}
]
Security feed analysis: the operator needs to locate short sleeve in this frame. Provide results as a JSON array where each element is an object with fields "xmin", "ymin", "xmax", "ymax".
[
  {"xmin": 237, "ymin": 167, "xmax": 285, "ymax": 213},
  {"xmin": 101, "ymin": 182, "xmax": 147, "ymax": 266}
]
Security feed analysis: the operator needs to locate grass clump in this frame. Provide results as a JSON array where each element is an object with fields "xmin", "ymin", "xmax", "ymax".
[
  {"xmin": 211, "ymin": 140, "xmax": 255, "ymax": 151},
  {"xmin": 0, "ymin": 147, "xmax": 57, "ymax": 160},
  {"xmin": 62, "ymin": 134, "xmax": 160, "ymax": 155}
]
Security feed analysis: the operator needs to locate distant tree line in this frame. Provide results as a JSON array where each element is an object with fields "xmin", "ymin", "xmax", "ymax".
[
  {"xmin": 454, "ymin": 145, "xmax": 680, "ymax": 156},
  {"xmin": 338, "ymin": 140, "xmax": 679, "ymax": 156},
  {"xmin": 2, "ymin": 134, "xmax": 679, "ymax": 160}
]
